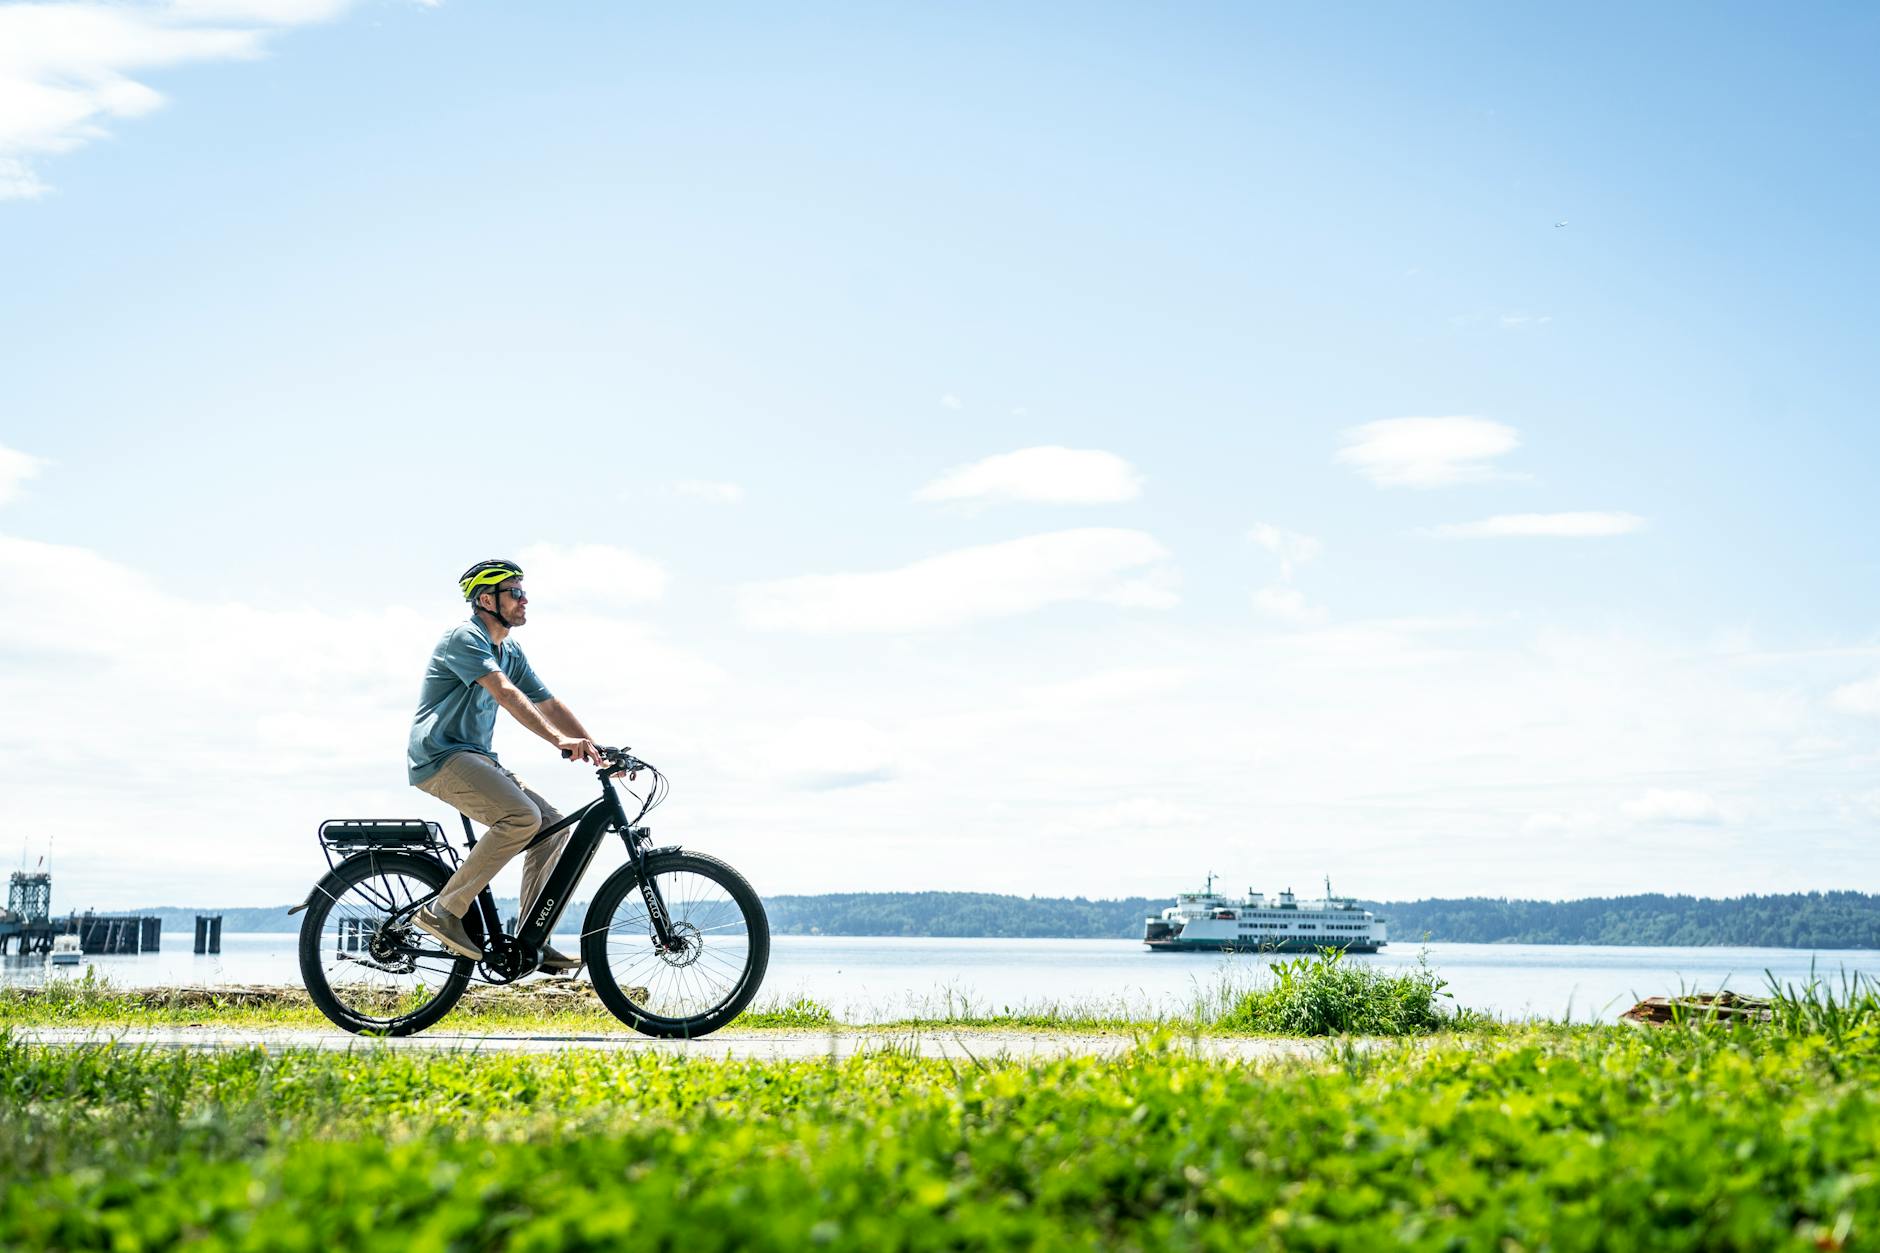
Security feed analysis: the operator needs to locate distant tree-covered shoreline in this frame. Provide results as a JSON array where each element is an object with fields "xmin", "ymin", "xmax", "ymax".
[{"xmin": 142, "ymin": 890, "xmax": 1880, "ymax": 949}]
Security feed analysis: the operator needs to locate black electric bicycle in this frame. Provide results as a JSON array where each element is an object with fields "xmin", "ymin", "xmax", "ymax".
[{"xmin": 294, "ymin": 747, "xmax": 769, "ymax": 1038}]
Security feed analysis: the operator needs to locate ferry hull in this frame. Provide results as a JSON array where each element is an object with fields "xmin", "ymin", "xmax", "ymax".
[{"xmin": 1145, "ymin": 937, "xmax": 1383, "ymax": 954}]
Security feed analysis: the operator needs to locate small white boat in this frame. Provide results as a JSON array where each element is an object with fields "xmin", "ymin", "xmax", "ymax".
[{"xmin": 48, "ymin": 934, "xmax": 83, "ymax": 966}]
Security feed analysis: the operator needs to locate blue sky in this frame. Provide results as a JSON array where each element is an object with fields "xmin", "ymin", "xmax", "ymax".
[{"xmin": 2, "ymin": 1, "xmax": 1877, "ymax": 909}]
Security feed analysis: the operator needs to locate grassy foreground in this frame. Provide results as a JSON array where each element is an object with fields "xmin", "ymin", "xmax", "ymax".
[{"xmin": 5, "ymin": 1005, "xmax": 1879, "ymax": 1251}]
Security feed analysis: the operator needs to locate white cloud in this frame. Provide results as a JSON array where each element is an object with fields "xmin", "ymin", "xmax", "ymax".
[
  {"xmin": 0, "ymin": 1, "xmax": 353, "ymax": 198},
  {"xmin": 737, "ymin": 528, "xmax": 1177, "ymax": 634},
  {"xmin": 1248, "ymin": 523, "xmax": 1320, "ymax": 580},
  {"xmin": 516, "ymin": 542, "xmax": 667, "ymax": 608},
  {"xmin": 1521, "ymin": 810, "xmax": 1600, "ymax": 837},
  {"xmin": 1252, "ymin": 585, "xmax": 1324, "ymax": 624},
  {"xmin": 1018, "ymin": 666, "xmax": 1195, "ymax": 710},
  {"xmin": 671, "ymin": 479, "xmax": 743, "ymax": 504},
  {"xmin": 8, "ymin": 524, "xmax": 1880, "ymax": 908},
  {"xmin": 0, "ymin": 530, "xmax": 723, "ymax": 902},
  {"xmin": 1336, "ymin": 417, "xmax": 1520, "ymax": 488},
  {"xmin": 0, "ymin": 444, "xmax": 48, "ymax": 504},
  {"xmin": 1047, "ymin": 796, "xmax": 1211, "ymax": 834},
  {"xmin": 1831, "ymin": 675, "xmax": 1880, "ymax": 717},
  {"xmin": 1431, "ymin": 512, "xmax": 1646, "ymax": 539},
  {"xmin": 1622, "ymin": 789, "xmax": 1725, "ymax": 825},
  {"xmin": 915, "ymin": 446, "xmax": 1143, "ymax": 506},
  {"xmin": 756, "ymin": 717, "xmax": 896, "ymax": 790},
  {"xmin": 0, "ymin": 156, "xmax": 48, "ymax": 200},
  {"xmin": 940, "ymin": 393, "xmax": 962, "ymax": 410},
  {"xmin": 168, "ymin": 1, "xmax": 354, "ymax": 21},
  {"xmin": 1251, "ymin": 615, "xmax": 1482, "ymax": 669}
]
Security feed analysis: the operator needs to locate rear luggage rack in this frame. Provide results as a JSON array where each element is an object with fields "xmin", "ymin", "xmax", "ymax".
[{"xmin": 316, "ymin": 819, "xmax": 458, "ymax": 874}]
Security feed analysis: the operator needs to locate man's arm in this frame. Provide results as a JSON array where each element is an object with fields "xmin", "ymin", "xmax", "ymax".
[
  {"xmin": 540, "ymin": 698, "xmax": 638, "ymax": 779},
  {"xmin": 536, "ymin": 698, "xmax": 597, "ymax": 742},
  {"xmin": 475, "ymin": 673, "xmax": 601, "ymax": 764}
]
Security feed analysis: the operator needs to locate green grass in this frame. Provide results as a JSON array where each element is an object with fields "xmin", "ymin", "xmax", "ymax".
[
  {"xmin": 1214, "ymin": 948, "xmax": 1492, "ymax": 1035},
  {"xmin": 0, "ymin": 971, "xmax": 840, "ymax": 1033},
  {"xmin": 4, "ymin": 1002, "xmax": 1880, "ymax": 1250},
  {"xmin": 0, "ymin": 950, "xmax": 1480, "ymax": 1037},
  {"xmin": 1766, "ymin": 966, "xmax": 1880, "ymax": 1047}
]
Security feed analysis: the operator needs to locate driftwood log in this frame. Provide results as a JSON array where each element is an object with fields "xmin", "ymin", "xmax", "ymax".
[{"xmin": 1620, "ymin": 991, "xmax": 1772, "ymax": 1027}]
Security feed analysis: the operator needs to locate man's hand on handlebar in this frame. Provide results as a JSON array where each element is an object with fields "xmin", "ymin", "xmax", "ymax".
[{"xmin": 557, "ymin": 737, "xmax": 604, "ymax": 766}]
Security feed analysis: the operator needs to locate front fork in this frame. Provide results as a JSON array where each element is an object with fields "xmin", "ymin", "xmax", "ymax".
[{"xmin": 609, "ymin": 784, "xmax": 680, "ymax": 949}]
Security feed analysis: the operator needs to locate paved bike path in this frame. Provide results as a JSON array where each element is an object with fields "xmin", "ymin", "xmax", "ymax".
[{"xmin": 12, "ymin": 1026, "xmax": 1360, "ymax": 1062}]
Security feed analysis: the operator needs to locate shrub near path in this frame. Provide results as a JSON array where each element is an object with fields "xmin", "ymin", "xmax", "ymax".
[{"xmin": 3, "ymin": 1012, "xmax": 1878, "ymax": 1251}]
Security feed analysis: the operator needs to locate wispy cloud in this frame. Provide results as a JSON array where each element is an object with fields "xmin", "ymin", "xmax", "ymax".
[
  {"xmin": 1252, "ymin": 585, "xmax": 1325, "ymax": 624},
  {"xmin": 1830, "ymin": 675, "xmax": 1880, "ymax": 717},
  {"xmin": 0, "ymin": 157, "xmax": 47, "ymax": 200},
  {"xmin": 1017, "ymin": 666, "xmax": 1196, "ymax": 709},
  {"xmin": 1431, "ymin": 512, "xmax": 1646, "ymax": 539},
  {"xmin": 915, "ymin": 446, "xmax": 1143, "ymax": 506},
  {"xmin": 756, "ymin": 716, "xmax": 896, "ymax": 790},
  {"xmin": 0, "ymin": 444, "xmax": 48, "ymax": 505},
  {"xmin": 671, "ymin": 479, "xmax": 743, "ymax": 504},
  {"xmin": 1337, "ymin": 417, "xmax": 1520, "ymax": 488},
  {"xmin": 1248, "ymin": 523, "xmax": 1320, "ymax": 580},
  {"xmin": 737, "ymin": 527, "xmax": 1177, "ymax": 633},
  {"xmin": 0, "ymin": 530, "xmax": 721, "ymax": 900},
  {"xmin": 0, "ymin": 0, "xmax": 355, "ymax": 200},
  {"xmin": 517, "ymin": 541, "xmax": 667, "ymax": 608},
  {"xmin": 939, "ymin": 393, "xmax": 962, "ymax": 410},
  {"xmin": 1622, "ymin": 789, "xmax": 1726, "ymax": 825}
]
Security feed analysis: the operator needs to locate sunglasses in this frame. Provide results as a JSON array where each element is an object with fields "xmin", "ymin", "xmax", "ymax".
[{"xmin": 495, "ymin": 586, "xmax": 528, "ymax": 601}]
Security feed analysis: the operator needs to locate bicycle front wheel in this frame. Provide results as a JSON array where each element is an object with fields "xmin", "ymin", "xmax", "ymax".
[
  {"xmin": 581, "ymin": 850, "xmax": 769, "ymax": 1038},
  {"xmin": 298, "ymin": 851, "xmax": 473, "ymax": 1036}
]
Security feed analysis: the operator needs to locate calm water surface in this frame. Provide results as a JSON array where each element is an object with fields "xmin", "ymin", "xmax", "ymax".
[{"xmin": 7, "ymin": 933, "xmax": 1879, "ymax": 1023}]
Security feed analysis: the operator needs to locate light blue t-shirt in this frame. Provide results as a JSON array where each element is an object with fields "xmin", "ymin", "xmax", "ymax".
[{"xmin": 407, "ymin": 616, "xmax": 553, "ymax": 784}]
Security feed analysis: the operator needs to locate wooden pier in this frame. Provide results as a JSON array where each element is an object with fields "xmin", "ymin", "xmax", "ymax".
[{"xmin": 0, "ymin": 871, "xmax": 162, "ymax": 958}]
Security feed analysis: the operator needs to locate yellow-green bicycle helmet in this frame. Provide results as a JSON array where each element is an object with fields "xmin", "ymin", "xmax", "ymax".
[{"xmin": 459, "ymin": 558, "xmax": 524, "ymax": 601}]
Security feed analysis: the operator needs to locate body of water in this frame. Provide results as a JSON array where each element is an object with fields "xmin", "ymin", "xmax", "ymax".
[{"xmin": 7, "ymin": 932, "xmax": 1879, "ymax": 1023}]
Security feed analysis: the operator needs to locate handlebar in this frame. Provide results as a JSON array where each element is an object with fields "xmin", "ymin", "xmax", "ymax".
[{"xmin": 561, "ymin": 744, "xmax": 646, "ymax": 775}]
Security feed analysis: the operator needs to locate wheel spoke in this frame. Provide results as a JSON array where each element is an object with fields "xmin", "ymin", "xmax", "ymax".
[
  {"xmin": 306, "ymin": 863, "xmax": 465, "ymax": 1031},
  {"xmin": 592, "ymin": 858, "xmax": 764, "ymax": 1028}
]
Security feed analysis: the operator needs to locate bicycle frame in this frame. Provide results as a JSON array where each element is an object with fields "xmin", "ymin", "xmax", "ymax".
[{"xmin": 450, "ymin": 762, "xmax": 679, "ymax": 976}]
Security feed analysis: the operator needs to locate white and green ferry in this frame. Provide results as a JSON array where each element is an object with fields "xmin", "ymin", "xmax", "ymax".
[{"xmin": 1142, "ymin": 875, "xmax": 1386, "ymax": 953}]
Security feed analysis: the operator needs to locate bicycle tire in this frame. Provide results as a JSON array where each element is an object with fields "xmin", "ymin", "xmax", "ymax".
[
  {"xmin": 581, "ymin": 850, "xmax": 770, "ymax": 1038},
  {"xmin": 298, "ymin": 850, "xmax": 474, "ymax": 1036}
]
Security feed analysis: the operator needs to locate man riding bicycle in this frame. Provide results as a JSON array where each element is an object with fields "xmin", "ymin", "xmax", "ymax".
[{"xmin": 408, "ymin": 558, "xmax": 607, "ymax": 970}]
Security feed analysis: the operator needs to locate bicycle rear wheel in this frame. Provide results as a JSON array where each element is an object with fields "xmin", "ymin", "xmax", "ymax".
[
  {"xmin": 298, "ymin": 851, "xmax": 473, "ymax": 1036},
  {"xmin": 581, "ymin": 850, "xmax": 769, "ymax": 1038}
]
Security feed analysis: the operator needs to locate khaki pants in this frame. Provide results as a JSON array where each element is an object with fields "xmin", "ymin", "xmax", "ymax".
[{"xmin": 416, "ymin": 751, "xmax": 571, "ymax": 920}]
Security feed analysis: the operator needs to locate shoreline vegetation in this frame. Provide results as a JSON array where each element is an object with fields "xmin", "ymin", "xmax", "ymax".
[
  {"xmin": 7, "ymin": 951, "xmax": 1870, "ymax": 1039},
  {"xmin": 124, "ymin": 888, "xmax": 1880, "ymax": 948},
  {"xmin": 5, "ymin": 965, "xmax": 1879, "ymax": 1248},
  {"xmin": 7, "ymin": 951, "xmax": 1483, "ymax": 1035},
  {"xmin": 1, "ymin": 951, "xmax": 1490, "ymax": 1036}
]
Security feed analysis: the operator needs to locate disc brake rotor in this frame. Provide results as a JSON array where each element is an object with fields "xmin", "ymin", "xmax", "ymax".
[
  {"xmin": 655, "ymin": 920, "xmax": 703, "ymax": 968},
  {"xmin": 347, "ymin": 918, "xmax": 418, "ymax": 975}
]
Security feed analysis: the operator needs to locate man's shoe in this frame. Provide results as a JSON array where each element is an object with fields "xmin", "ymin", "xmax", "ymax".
[
  {"xmin": 413, "ymin": 904, "xmax": 482, "ymax": 960},
  {"xmin": 538, "ymin": 945, "xmax": 584, "ymax": 974}
]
